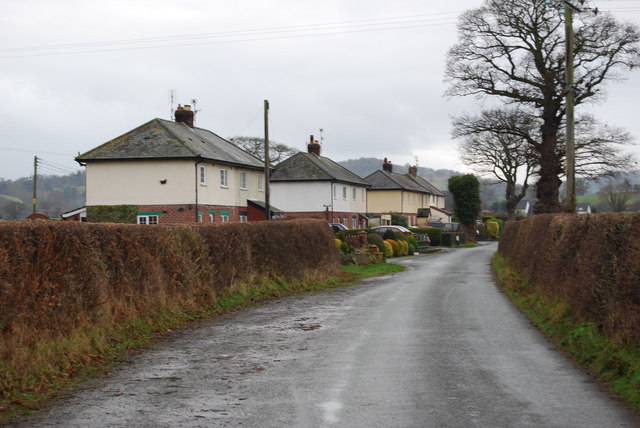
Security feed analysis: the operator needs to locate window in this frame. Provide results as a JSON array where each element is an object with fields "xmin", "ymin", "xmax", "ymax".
[
  {"xmin": 239, "ymin": 215, "xmax": 247, "ymax": 222},
  {"xmin": 137, "ymin": 215, "xmax": 159, "ymax": 225},
  {"xmin": 220, "ymin": 169, "xmax": 228, "ymax": 187},
  {"xmin": 209, "ymin": 213, "xmax": 214, "ymax": 223},
  {"xmin": 258, "ymin": 174, "xmax": 264, "ymax": 191},
  {"xmin": 197, "ymin": 214, "xmax": 203, "ymax": 223},
  {"xmin": 221, "ymin": 215, "xmax": 230, "ymax": 222},
  {"xmin": 240, "ymin": 172, "xmax": 247, "ymax": 190},
  {"xmin": 342, "ymin": 186, "xmax": 347, "ymax": 200},
  {"xmin": 352, "ymin": 188, "xmax": 356, "ymax": 201},
  {"xmin": 199, "ymin": 165, "xmax": 206, "ymax": 185},
  {"xmin": 361, "ymin": 188, "xmax": 365, "ymax": 202},
  {"xmin": 333, "ymin": 185, "xmax": 337, "ymax": 199},
  {"xmin": 351, "ymin": 216, "xmax": 357, "ymax": 228}
]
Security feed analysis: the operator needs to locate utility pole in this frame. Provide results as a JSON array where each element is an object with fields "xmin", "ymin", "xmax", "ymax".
[
  {"xmin": 264, "ymin": 100, "xmax": 271, "ymax": 220},
  {"xmin": 564, "ymin": 1, "xmax": 578, "ymax": 213},
  {"xmin": 32, "ymin": 156, "xmax": 38, "ymax": 215}
]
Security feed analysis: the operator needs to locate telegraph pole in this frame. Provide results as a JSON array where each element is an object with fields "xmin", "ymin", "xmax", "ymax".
[
  {"xmin": 264, "ymin": 100, "xmax": 271, "ymax": 220},
  {"xmin": 32, "ymin": 156, "xmax": 38, "ymax": 215},
  {"xmin": 564, "ymin": 2, "xmax": 577, "ymax": 213}
]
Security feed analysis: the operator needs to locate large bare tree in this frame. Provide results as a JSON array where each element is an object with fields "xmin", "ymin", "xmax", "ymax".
[
  {"xmin": 446, "ymin": 0, "xmax": 640, "ymax": 213},
  {"xmin": 453, "ymin": 109, "xmax": 636, "ymax": 219}
]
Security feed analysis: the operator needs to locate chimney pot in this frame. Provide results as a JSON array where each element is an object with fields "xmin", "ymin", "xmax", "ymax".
[
  {"xmin": 307, "ymin": 135, "xmax": 321, "ymax": 156},
  {"xmin": 175, "ymin": 103, "xmax": 195, "ymax": 127},
  {"xmin": 383, "ymin": 158, "xmax": 393, "ymax": 173}
]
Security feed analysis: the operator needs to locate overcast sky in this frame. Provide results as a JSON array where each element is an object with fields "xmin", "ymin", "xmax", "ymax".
[{"xmin": 1, "ymin": 0, "xmax": 640, "ymax": 180}]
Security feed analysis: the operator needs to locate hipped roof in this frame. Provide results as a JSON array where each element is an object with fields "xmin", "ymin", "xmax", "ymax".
[
  {"xmin": 270, "ymin": 152, "xmax": 369, "ymax": 186},
  {"xmin": 76, "ymin": 118, "xmax": 264, "ymax": 170}
]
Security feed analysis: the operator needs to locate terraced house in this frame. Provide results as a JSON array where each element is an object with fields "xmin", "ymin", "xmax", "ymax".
[
  {"xmin": 76, "ymin": 105, "xmax": 268, "ymax": 224},
  {"xmin": 365, "ymin": 159, "xmax": 447, "ymax": 227}
]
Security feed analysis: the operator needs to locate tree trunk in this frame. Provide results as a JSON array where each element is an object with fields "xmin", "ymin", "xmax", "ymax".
[
  {"xmin": 505, "ymin": 182, "xmax": 517, "ymax": 221},
  {"xmin": 463, "ymin": 223, "xmax": 477, "ymax": 244},
  {"xmin": 535, "ymin": 116, "xmax": 563, "ymax": 214}
]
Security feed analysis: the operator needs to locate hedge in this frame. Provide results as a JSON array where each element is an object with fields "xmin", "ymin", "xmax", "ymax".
[{"xmin": 498, "ymin": 213, "xmax": 640, "ymax": 344}]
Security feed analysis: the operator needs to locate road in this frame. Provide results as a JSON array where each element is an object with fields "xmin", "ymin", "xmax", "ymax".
[{"xmin": 15, "ymin": 242, "xmax": 640, "ymax": 427}]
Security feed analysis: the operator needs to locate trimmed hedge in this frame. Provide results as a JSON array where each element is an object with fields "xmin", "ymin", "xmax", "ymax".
[
  {"xmin": 498, "ymin": 213, "xmax": 640, "ymax": 344},
  {"xmin": 0, "ymin": 219, "xmax": 340, "ymax": 381},
  {"xmin": 441, "ymin": 232, "xmax": 468, "ymax": 247}
]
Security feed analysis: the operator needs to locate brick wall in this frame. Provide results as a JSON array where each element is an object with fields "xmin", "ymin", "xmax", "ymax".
[{"xmin": 137, "ymin": 204, "xmax": 244, "ymax": 224}]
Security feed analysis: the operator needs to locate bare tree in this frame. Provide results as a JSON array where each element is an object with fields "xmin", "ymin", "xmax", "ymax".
[
  {"xmin": 571, "ymin": 115, "xmax": 637, "ymax": 178},
  {"xmin": 453, "ymin": 109, "xmax": 636, "ymax": 219},
  {"xmin": 599, "ymin": 176, "xmax": 634, "ymax": 212},
  {"xmin": 446, "ymin": 0, "xmax": 640, "ymax": 213},
  {"xmin": 228, "ymin": 136, "xmax": 298, "ymax": 164},
  {"xmin": 453, "ymin": 108, "xmax": 537, "ymax": 220}
]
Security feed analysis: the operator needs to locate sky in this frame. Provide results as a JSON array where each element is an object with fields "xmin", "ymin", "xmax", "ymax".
[{"xmin": 1, "ymin": 0, "xmax": 640, "ymax": 180}]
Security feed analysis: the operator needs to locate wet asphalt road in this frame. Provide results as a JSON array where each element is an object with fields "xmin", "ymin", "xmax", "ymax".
[{"xmin": 14, "ymin": 242, "xmax": 640, "ymax": 427}]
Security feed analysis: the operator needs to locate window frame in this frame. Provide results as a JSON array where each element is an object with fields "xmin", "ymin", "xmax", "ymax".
[
  {"xmin": 199, "ymin": 165, "xmax": 206, "ymax": 185},
  {"xmin": 137, "ymin": 215, "xmax": 159, "ymax": 225},
  {"xmin": 220, "ymin": 169, "xmax": 228, "ymax": 188},
  {"xmin": 240, "ymin": 171, "xmax": 247, "ymax": 190}
]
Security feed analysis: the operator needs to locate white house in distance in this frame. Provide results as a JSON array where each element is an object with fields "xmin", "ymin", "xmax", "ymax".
[
  {"xmin": 76, "ymin": 105, "xmax": 268, "ymax": 224},
  {"xmin": 270, "ymin": 136, "xmax": 371, "ymax": 228}
]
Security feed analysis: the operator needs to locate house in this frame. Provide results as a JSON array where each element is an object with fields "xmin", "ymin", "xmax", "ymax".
[
  {"xmin": 429, "ymin": 205, "xmax": 453, "ymax": 223},
  {"xmin": 515, "ymin": 200, "xmax": 533, "ymax": 218},
  {"xmin": 61, "ymin": 207, "xmax": 87, "ymax": 222},
  {"xmin": 270, "ymin": 136, "xmax": 371, "ymax": 228},
  {"xmin": 364, "ymin": 159, "xmax": 446, "ymax": 227},
  {"xmin": 577, "ymin": 202, "xmax": 593, "ymax": 215},
  {"xmin": 75, "ymin": 105, "xmax": 268, "ymax": 224}
]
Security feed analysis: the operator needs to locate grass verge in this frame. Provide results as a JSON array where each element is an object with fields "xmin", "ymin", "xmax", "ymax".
[
  {"xmin": 0, "ymin": 262, "xmax": 403, "ymax": 424},
  {"xmin": 492, "ymin": 253, "xmax": 640, "ymax": 412}
]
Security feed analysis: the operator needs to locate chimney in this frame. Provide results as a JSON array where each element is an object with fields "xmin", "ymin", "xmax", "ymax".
[
  {"xmin": 408, "ymin": 165, "xmax": 418, "ymax": 177},
  {"xmin": 307, "ymin": 134, "xmax": 321, "ymax": 156},
  {"xmin": 175, "ymin": 104, "xmax": 195, "ymax": 127},
  {"xmin": 383, "ymin": 157, "xmax": 393, "ymax": 173}
]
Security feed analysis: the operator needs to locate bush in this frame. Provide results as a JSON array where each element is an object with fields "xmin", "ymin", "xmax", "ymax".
[
  {"xmin": 367, "ymin": 233, "xmax": 385, "ymax": 253},
  {"xmin": 393, "ymin": 231, "xmax": 407, "ymax": 241},
  {"xmin": 407, "ymin": 236, "xmax": 418, "ymax": 249},
  {"xmin": 486, "ymin": 221, "xmax": 500, "ymax": 239},
  {"xmin": 383, "ymin": 229, "xmax": 396, "ymax": 240},
  {"xmin": 398, "ymin": 240, "xmax": 409, "ymax": 256},
  {"xmin": 441, "ymin": 232, "xmax": 468, "ymax": 247},
  {"xmin": 383, "ymin": 240, "xmax": 395, "ymax": 257}
]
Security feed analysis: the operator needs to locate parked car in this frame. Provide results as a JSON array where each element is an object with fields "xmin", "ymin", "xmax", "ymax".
[
  {"xmin": 329, "ymin": 223, "xmax": 349, "ymax": 233},
  {"xmin": 370, "ymin": 225, "xmax": 431, "ymax": 247},
  {"xmin": 370, "ymin": 225, "xmax": 412, "ymax": 237}
]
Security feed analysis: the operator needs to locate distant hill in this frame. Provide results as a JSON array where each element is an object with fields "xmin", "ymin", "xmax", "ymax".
[
  {"xmin": 0, "ymin": 172, "xmax": 85, "ymax": 220},
  {"xmin": 338, "ymin": 157, "xmax": 461, "ymax": 191}
]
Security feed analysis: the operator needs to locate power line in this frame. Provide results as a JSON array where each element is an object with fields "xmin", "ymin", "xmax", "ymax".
[
  {"xmin": 0, "ymin": 146, "xmax": 75, "ymax": 156},
  {"xmin": 0, "ymin": 12, "xmax": 461, "ymax": 59}
]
